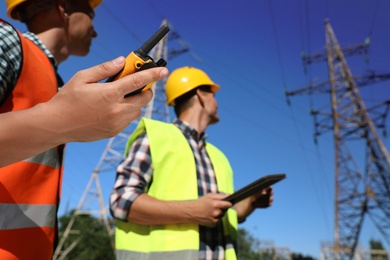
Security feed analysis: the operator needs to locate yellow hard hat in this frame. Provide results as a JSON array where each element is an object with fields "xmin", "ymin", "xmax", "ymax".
[
  {"xmin": 6, "ymin": 0, "xmax": 103, "ymax": 20},
  {"xmin": 165, "ymin": 66, "xmax": 220, "ymax": 106}
]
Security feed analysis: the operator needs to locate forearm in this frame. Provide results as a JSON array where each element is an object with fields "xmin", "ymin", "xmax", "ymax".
[
  {"xmin": 128, "ymin": 194, "xmax": 195, "ymax": 225},
  {"xmin": 127, "ymin": 192, "xmax": 233, "ymax": 228},
  {"xmin": 235, "ymin": 197, "xmax": 255, "ymax": 223},
  {"xmin": 235, "ymin": 188, "xmax": 274, "ymax": 223},
  {"xmin": 0, "ymin": 103, "xmax": 65, "ymax": 167}
]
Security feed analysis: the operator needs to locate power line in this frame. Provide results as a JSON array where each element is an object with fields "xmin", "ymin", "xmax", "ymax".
[
  {"xmin": 268, "ymin": 0, "xmax": 332, "ymax": 229},
  {"xmin": 100, "ymin": 3, "xmax": 143, "ymax": 45}
]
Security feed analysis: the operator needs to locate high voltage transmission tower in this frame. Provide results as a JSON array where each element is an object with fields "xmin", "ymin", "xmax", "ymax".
[
  {"xmin": 286, "ymin": 19, "xmax": 390, "ymax": 260},
  {"xmin": 53, "ymin": 18, "xmax": 189, "ymax": 259}
]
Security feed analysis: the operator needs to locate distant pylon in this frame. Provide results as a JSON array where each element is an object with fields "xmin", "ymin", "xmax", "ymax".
[
  {"xmin": 286, "ymin": 19, "xmax": 390, "ymax": 259},
  {"xmin": 53, "ymin": 18, "xmax": 184, "ymax": 259}
]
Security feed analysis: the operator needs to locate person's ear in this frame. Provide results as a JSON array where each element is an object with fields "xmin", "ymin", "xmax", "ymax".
[
  {"xmin": 56, "ymin": 0, "xmax": 68, "ymax": 21},
  {"xmin": 195, "ymin": 88, "xmax": 206, "ymax": 108}
]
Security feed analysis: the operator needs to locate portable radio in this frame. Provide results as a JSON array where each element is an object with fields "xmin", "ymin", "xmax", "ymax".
[{"xmin": 106, "ymin": 24, "xmax": 170, "ymax": 97}]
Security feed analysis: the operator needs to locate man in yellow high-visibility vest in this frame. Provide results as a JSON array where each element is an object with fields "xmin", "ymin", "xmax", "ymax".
[{"xmin": 110, "ymin": 66, "xmax": 274, "ymax": 260}]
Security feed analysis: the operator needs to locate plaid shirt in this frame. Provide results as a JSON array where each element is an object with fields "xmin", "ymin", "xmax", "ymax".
[
  {"xmin": 111, "ymin": 119, "xmax": 228, "ymax": 260},
  {"xmin": 0, "ymin": 21, "xmax": 61, "ymax": 105}
]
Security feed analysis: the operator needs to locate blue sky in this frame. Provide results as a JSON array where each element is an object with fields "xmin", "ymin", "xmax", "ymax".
[{"xmin": 2, "ymin": 0, "xmax": 390, "ymax": 257}]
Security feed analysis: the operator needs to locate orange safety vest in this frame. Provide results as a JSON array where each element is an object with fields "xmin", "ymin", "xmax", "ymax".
[{"xmin": 0, "ymin": 20, "xmax": 64, "ymax": 260}]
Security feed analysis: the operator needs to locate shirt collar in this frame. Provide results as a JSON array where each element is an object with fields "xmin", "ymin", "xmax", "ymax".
[
  {"xmin": 173, "ymin": 119, "xmax": 208, "ymax": 143},
  {"xmin": 23, "ymin": 31, "xmax": 58, "ymax": 68},
  {"xmin": 23, "ymin": 31, "xmax": 64, "ymax": 87}
]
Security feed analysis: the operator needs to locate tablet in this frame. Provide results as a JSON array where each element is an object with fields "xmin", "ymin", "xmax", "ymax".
[{"xmin": 224, "ymin": 173, "xmax": 286, "ymax": 204}]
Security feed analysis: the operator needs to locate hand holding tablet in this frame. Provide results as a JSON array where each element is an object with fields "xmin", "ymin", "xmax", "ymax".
[{"xmin": 224, "ymin": 173, "xmax": 286, "ymax": 205}]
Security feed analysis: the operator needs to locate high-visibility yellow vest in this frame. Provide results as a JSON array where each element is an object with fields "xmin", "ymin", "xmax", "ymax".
[
  {"xmin": 0, "ymin": 19, "xmax": 64, "ymax": 260},
  {"xmin": 115, "ymin": 118, "xmax": 238, "ymax": 260}
]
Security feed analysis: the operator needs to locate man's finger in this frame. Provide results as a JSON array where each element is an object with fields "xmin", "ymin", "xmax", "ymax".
[
  {"xmin": 115, "ymin": 67, "xmax": 169, "ymax": 97},
  {"xmin": 122, "ymin": 89, "xmax": 154, "ymax": 108}
]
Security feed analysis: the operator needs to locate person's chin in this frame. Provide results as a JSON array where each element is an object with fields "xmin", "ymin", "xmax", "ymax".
[{"xmin": 75, "ymin": 48, "xmax": 90, "ymax": 56}]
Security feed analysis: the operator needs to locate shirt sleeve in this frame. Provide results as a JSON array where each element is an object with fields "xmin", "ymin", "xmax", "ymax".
[
  {"xmin": 109, "ymin": 131, "xmax": 154, "ymax": 221},
  {"xmin": 0, "ymin": 22, "xmax": 22, "ymax": 105}
]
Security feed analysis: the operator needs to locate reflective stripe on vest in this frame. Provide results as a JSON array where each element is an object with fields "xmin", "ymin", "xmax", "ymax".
[
  {"xmin": 24, "ymin": 147, "xmax": 60, "ymax": 168},
  {"xmin": 115, "ymin": 118, "xmax": 238, "ymax": 260},
  {"xmin": 0, "ymin": 203, "xmax": 56, "ymax": 230},
  {"xmin": 116, "ymin": 249, "xmax": 199, "ymax": 260}
]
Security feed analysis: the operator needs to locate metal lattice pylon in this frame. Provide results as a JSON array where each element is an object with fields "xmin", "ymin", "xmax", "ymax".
[
  {"xmin": 286, "ymin": 19, "xmax": 390, "ymax": 259},
  {"xmin": 53, "ymin": 19, "xmax": 174, "ymax": 259}
]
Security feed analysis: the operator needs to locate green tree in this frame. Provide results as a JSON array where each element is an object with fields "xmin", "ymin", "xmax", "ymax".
[
  {"xmin": 236, "ymin": 228, "xmax": 288, "ymax": 259},
  {"xmin": 237, "ymin": 228, "xmax": 263, "ymax": 259},
  {"xmin": 57, "ymin": 210, "xmax": 115, "ymax": 260},
  {"xmin": 370, "ymin": 238, "xmax": 389, "ymax": 260}
]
